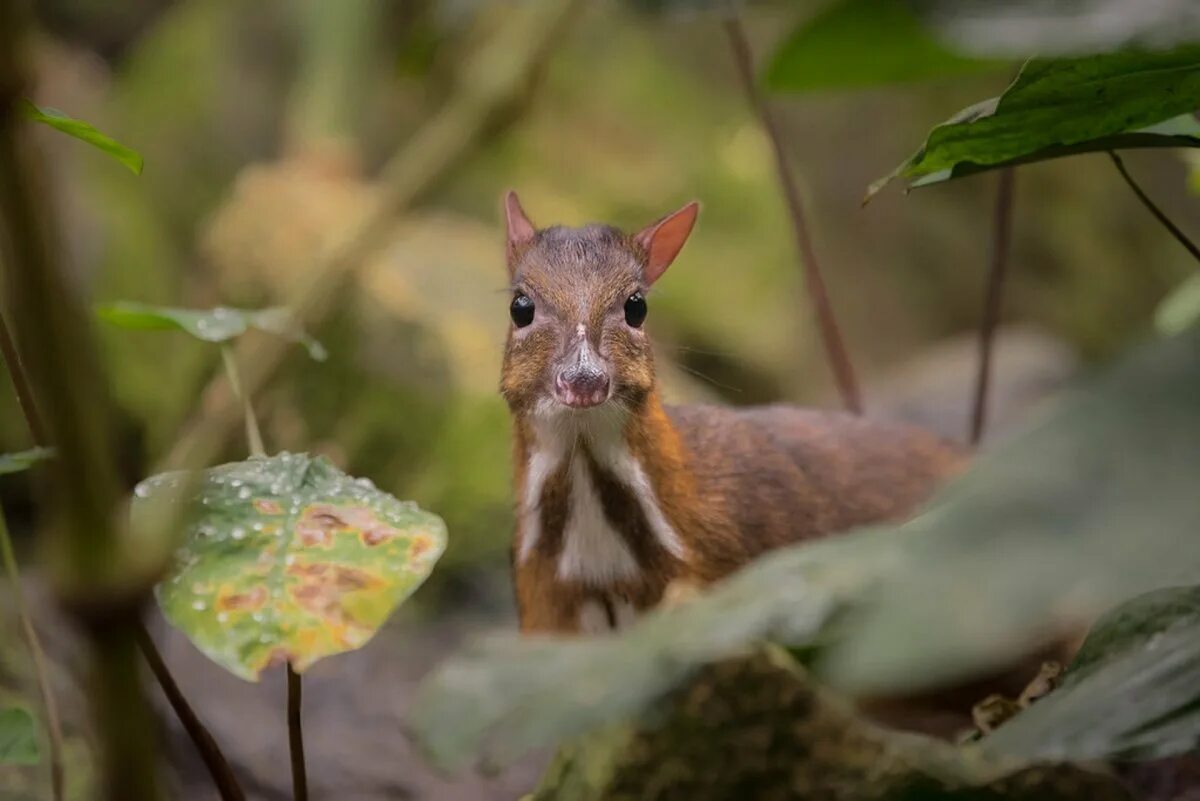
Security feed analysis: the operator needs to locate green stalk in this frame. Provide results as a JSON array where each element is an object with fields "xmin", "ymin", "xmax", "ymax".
[{"xmin": 221, "ymin": 345, "xmax": 265, "ymax": 458}]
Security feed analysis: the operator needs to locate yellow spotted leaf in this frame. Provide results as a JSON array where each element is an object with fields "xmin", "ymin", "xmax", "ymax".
[{"xmin": 139, "ymin": 453, "xmax": 446, "ymax": 680}]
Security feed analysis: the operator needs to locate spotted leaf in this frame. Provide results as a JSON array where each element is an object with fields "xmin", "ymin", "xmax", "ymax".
[{"xmin": 139, "ymin": 453, "xmax": 446, "ymax": 680}]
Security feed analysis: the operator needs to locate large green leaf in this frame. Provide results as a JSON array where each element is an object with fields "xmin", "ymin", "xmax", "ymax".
[
  {"xmin": 97, "ymin": 302, "xmax": 327, "ymax": 361},
  {"xmin": 140, "ymin": 453, "xmax": 446, "ymax": 680},
  {"xmin": 22, "ymin": 101, "xmax": 143, "ymax": 175},
  {"xmin": 869, "ymin": 46, "xmax": 1200, "ymax": 198},
  {"xmin": 0, "ymin": 447, "xmax": 54, "ymax": 476},
  {"xmin": 985, "ymin": 585, "xmax": 1200, "ymax": 761},
  {"xmin": 410, "ymin": 531, "xmax": 903, "ymax": 772},
  {"xmin": 823, "ymin": 326, "xmax": 1200, "ymax": 693},
  {"xmin": 0, "ymin": 707, "xmax": 39, "ymax": 765},
  {"xmin": 764, "ymin": 0, "xmax": 1003, "ymax": 93},
  {"xmin": 912, "ymin": 0, "xmax": 1200, "ymax": 57}
]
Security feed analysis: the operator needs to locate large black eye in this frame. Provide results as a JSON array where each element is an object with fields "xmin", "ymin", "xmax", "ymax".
[
  {"xmin": 510, "ymin": 293, "xmax": 535, "ymax": 328},
  {"xmin": 624, "ymin": 292, "xmax": 647, "ymax": 328}
]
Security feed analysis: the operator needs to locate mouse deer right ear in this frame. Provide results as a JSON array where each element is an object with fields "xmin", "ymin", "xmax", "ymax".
[{"xmin": 504, "ymin": 190, "xmax": 536, "ymax": 273}]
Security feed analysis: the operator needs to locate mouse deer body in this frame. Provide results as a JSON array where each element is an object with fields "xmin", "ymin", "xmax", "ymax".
[{"xmin": 500, "ymin": 194, "xmax": 965, "ymax": 634}]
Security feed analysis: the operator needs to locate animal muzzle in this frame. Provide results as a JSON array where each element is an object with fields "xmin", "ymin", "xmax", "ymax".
[{"xmin": 554, "ymin": 335, "xmax": 610, "ymax": 409}]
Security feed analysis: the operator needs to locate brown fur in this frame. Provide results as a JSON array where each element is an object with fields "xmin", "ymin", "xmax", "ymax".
[{"xmin": 500, "ymin": 197, "xmax": 966, "ymax": 634}]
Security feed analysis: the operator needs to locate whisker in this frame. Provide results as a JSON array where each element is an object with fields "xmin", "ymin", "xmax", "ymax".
[{"xmin": 672, "ymin": 363, "xmax": 744, "ymax": 394}]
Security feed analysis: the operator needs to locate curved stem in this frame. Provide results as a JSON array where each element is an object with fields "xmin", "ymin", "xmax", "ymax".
[
  {"xmin": 722, "ymin": 14, "xmax": 862, "ymax": 414},
  {"xmin": 1108, "ymin": 151, "xmax": 1200, "ymax": 266},
  {"xmin": 970, "ymin": 168, "xmax": 1016, "ymax": 446},
  {"xmin": 0, "ymin": 314, "xmax": 46, "ymax": 445},
  {"xmin": 221, "ymin": 346, "xmax": 265, "ymax": 458},
  {"xmin": 135, "ymin": 623, "xmax": 246, "ymax": 801},
  {"xmin": 287, "ymin": 664, "xmax": 308, "ymax": 801},
  {"xmin": 0, "ymin": 506, "xmax": 64, "ymax": 801}
]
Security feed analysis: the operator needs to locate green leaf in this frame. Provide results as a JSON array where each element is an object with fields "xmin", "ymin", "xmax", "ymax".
[
  {"xmin": 22, "ymin": 100, "xmax": 143, "ymax": 175},
  {"xmin": 410, "ymin": 531, "xmax": 902, "ymax": 772},
  {"xmin": 0, "ymin": 447, "xmax": 55, "ymax": 476},
  {"xmin": 1155, "ymin": 272, "xmax": 1200, "ymax": 337},
  {"xmin": 764, "ymin": 0, "xmax": 1004, "ymax": 93},
  {"xmin": 821, "ymin": 326, "xmax": 1200, "ymax": 694},
  {"xmin": 140, "ymin": 453, "xmax": 446, "ymax": 680},
  {"xmin": 984, "ymin": 585, "xmax": 1200, "ymax": 761},
  {"xmin": 870, "ymin": 46, "xmax": 1200, "ymax": 198},
  {"xmin": 0, "ymin": 707, "xmax": 39, "ymax": 765},
  {"xmin": 97, "ymin": 303, "xmax": 328, "ymax": 361}
]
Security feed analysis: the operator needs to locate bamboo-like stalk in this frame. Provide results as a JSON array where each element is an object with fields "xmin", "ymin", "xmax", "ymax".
[
  {"xmin": 0, "ymin": 314, "xmax": 46, "ymax": 445},
  {"xmin": 969, "ymin": 168, "xmax": 1016, "ymax": 446},
  {"xmin": 158, "ymin": 0, "xmax": 583, "ymax": 473},
  {"xmin": 721, "ymin": 14, "xmax": 862, "ymax": 414},
  {"xmin": 0, "ymin": 1, "xmax": 159, "ymax": 797}
]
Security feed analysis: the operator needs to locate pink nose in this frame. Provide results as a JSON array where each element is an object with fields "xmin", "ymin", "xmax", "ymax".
[{"xmin": 554, "ymin": 369, "xmax": 610, "ymax": 408}]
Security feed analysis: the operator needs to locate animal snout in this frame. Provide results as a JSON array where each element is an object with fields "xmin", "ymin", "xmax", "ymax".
[{"xmin": 554, "ymin": 366, "xmax": 610, "ymax": 409}]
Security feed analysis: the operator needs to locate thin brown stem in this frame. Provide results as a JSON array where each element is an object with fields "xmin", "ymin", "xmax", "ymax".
[
  {"xmin": 970, "ymin": 168, "xmax": 1016, "ymax": 446},
  {"xmin": 0, "ymin": 506, "xmax": 64, "ymax": 801},
  {"xmin": 135, "ymin": 623, "xmax": 246, "ymax": 801},
  {"xmin": 722, "ymin": 14, "xmax": 862, "ymax": 414},
  {"xmin": 0, "ymin": 313, "xmax": 45, "ymax": 445},
  {"xmin": 287, "ymin": 664, "xmax": 308, "ymax": 801},
  {"xmin": 1108, "ymin": 151, "xmax": 1200, "ymax": 266}
]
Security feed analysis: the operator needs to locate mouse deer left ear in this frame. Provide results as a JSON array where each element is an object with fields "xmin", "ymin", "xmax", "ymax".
[
  {"xmin": 633, "ymin": 201, "xmax": 700, "ymax": 285},
  {"xmin": 504, "ymin": 190, "xmax": 536, "ymax": 274}
]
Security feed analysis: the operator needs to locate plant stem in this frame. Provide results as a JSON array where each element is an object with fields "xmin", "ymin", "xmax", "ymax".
[
  {"xmin": 970, "ymin": 168, "xmax": 1016, "ymax": 446},
  {"xmin": 287, "ymin": 664, "xmax": 308, "ymax": 801},
  {"xmin": 135, "ymin": 623, "xmax": 246, "ymax": 801},
  {"xmin": 0, "ymin": 506, "xmax": 64, "ymax": 801},
  {"xmin": 221, "ymin": 345, "xmax": 265, "ymax": 458},
  {"xmin": 0, "ymin": 2, "xmax": 160, "ymax": 796},
  {"xmin": 0, "ymin": 313, "xmax": 46, "ymax": 445},
  {"xmin": 1108, "ymin": 151, "xmax": 1200, "ymax": 266},
  {"xmin": 721, "ymin": 14, "xmax": 862, "ymax": 414}
]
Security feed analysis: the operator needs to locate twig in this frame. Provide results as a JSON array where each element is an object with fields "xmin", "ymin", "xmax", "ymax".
[
  {"xmin": 287, "ymin": 664, "xmax": 308, "ymax": 801},
  {"xmin": 0, "ymin": 506, "xmax": 64, "ymax": 801},
  {"xmin": 156, "ymin": 0, "xmax": 582, "ymax": 474},
  {"xmin": 1108, "ymin": 151, "xmax": 1200, "ymax": 266},
  {"xmin": 969, "ymin": 168, "xmax": 1016, "ymax": 446},
  {"xmin": 721, "ymin": 14, "xmax": 862, "ymax": 414},
  {"xmin": 0, "ymin": 314, "xmax": 46, "ymax": 445},
  {"xmin": 221, "ymin": 346, "xmax": 265, "ymax": 458},
  {"xmin": 135, "ymin": 624, "xmax": 246, "ymax": 801}
]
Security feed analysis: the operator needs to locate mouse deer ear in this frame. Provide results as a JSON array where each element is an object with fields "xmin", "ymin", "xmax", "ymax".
[
  {"xmin": 633, "ymin": 201, "xmax": 700, "ymax": 285},
  {"xmin": 504, "ymin": 190, "xmax": 536, "ymax": 271}
]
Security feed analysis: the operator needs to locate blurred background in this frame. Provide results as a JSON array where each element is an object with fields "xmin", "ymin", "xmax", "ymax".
[{"xmin": 2, "ymin": 0, "xmax": 1197, "ymax": 798}]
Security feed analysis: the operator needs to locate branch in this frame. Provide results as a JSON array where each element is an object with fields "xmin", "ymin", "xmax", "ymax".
[
  {"xmin": 1108, "ymin": 151, "xmax": 1200, "ymax": 266},
  {"xmin": 158, "ymin": 0, "xmax": 582, "ymax": 473},
  {"xmin": 969, "ymin": 168, "xmax": 1016, "ymax": 446},
  {"xmin": 721, "ymin": 15, "xmax": 862, "ymax": 414}
]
